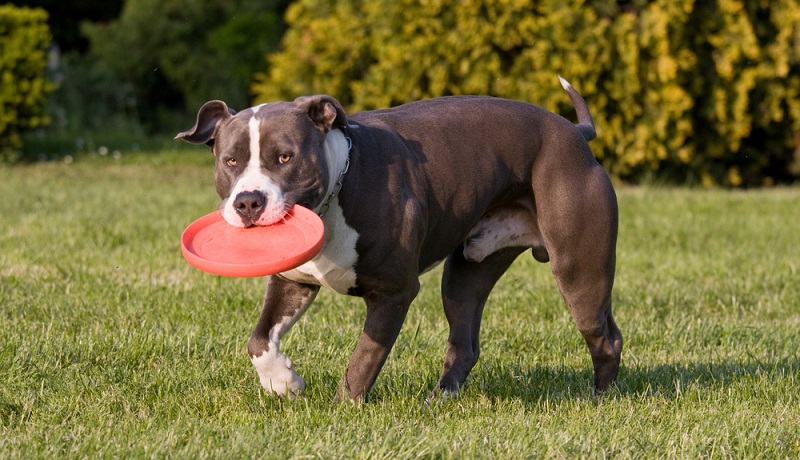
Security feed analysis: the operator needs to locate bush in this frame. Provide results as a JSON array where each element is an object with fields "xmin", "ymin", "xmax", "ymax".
[
  {"xmin": 253, "ymin": 0, "xmax": 800, "ymax": 186},
  {"xmin": 0, "ymin": 5, "xmax": 55, "ymax": 162}
]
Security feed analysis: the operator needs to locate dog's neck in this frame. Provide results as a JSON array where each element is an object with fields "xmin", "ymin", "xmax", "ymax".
[{"xmin": 316, "ymin": 127, "xmax": 351, "ymax": 217}]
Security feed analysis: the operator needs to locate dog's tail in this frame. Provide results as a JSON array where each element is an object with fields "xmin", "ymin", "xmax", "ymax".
[{"xmin": 558, "ymin": 76, "xmax": 596, "ymax": 141}]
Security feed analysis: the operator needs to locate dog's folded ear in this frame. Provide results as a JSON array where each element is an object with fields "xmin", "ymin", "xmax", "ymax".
[
  {"xmin": 175, "ymin": 100, "xmax": 236, "ymax": 147},
  {"xmin": 294, "ymin": 95, "xmax": 348, "ymax": 133}
]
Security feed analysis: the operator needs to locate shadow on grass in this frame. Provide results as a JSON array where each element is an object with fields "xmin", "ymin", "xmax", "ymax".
[
  {"xmin": 471, "ymin": 357, "xmax": 799, "ymax": 405},
  {"xmin": 259, "ymin": 354, "xmax": 798, "ymax": 408}
]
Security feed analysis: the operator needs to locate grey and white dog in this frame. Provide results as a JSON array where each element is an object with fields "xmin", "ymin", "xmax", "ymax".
[{"xmin": 177, "ymin": 76, "xmax": 622, "ymax": 401}]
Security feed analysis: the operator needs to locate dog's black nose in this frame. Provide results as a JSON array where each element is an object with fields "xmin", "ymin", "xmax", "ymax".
[{"xmin": 233, "ymin": 191, "xmax": 266, "ymax": 225}]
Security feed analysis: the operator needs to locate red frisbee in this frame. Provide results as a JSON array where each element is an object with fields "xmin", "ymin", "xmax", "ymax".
[{"xmin": 181, "ymin": 205, "xmax": 324, "ymax": 277}]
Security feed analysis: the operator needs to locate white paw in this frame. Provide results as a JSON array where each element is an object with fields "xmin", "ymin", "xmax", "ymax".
[{"xmin": 251, "ymin": 349, "xmax": 306, "ymax": 397}]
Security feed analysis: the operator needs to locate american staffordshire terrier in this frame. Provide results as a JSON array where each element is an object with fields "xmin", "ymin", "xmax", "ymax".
[{"xmin": 176, "ymin": 76, "xmax": 622, "ymax": 401}]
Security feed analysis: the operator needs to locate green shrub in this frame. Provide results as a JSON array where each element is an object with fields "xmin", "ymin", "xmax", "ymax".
[
  {"xmin": 0, "ymin": 4, "xmax": 55, "ymax": 162},
  {"xmin": 253, "ymin": 0, "xmax": 800, "ymax": 186}
]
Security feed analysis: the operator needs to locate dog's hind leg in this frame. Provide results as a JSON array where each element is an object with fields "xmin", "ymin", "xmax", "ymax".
[
  {"xmin": 553, "ymin": 270, "xmax": 622, "ymax": 391},
  {"xmin": 430, "ymin": 246, "xmax": 525, "ymax": 400},
  {"xmin": 537, "ymin": 163, "xmax": 623, "ymax": 391}
]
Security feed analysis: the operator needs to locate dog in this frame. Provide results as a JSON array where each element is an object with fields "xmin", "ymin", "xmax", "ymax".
[{"xmin": 176, "ymin": 76, "xmax": 622, "ymax": 401}]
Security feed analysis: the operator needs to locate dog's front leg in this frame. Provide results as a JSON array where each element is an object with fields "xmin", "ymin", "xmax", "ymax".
[
  {"xmin": 337, "ymin": 286, "xmax": 419, "ymax": 401},
  {"xmin": 247, "ymin": 275, "xmax": 319, "ymax": 397}
]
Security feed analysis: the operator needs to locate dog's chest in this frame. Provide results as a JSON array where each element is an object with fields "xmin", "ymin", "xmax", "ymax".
[{"xmin": 279, "ymin": 198, "xmax": 359, "ymax": 294}]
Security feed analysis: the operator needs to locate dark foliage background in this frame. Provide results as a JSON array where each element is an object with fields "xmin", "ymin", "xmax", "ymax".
[{"xmin": 3, "ymin": 0, "xmax": 800, "ymax": 186}]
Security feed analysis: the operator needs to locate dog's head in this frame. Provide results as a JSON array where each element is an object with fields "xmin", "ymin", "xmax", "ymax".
[{"xmin": 176, "ymin": 96, "xmax": 349, "ymax": 227}]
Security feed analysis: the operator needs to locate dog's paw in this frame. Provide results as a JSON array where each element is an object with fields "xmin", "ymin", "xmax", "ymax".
[
  {"xmin": 424, "ymin": 385, "xmax": 460, "ymax": 408},
  {"xmin": 250, "ymin": 349, "xmax": 306, "ymax": 397}
]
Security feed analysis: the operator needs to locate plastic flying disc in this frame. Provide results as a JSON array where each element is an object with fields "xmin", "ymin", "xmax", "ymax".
[{"xmin": 181, "ymin": 205, "xmax": 324, "ymax": 277}]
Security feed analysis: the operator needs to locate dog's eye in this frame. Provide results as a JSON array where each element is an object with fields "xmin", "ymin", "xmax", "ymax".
[
  {"xmin": 225, "ymin": 158, "xmax": 237, "ymax": 167},
  {"xmin": 278, "ymin": 154, "xmax": 292, "ymax": 164}
]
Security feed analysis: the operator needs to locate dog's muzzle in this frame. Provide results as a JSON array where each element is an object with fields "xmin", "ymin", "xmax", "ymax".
[{"xmin": 233, "ymin": 191, "xmax": 267, "ymax": 227}]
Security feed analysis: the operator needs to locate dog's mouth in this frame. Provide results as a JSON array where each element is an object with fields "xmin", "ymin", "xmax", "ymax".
[
  {"xmin": 222, "ymin": 190, "xmax": 293, "ymax": 228},
  {"xmin": 249, "ymin": 205, "xmax": 293, "ymax": 228}
]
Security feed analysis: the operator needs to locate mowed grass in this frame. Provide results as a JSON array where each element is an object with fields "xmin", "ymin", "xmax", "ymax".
[{"xmin": 1, "ymin": 151, "xmax": 798, "ymax": 459}]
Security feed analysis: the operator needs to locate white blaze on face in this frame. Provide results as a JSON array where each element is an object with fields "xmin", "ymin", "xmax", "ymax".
[{"xmin": 222, "ymin": 104, "xmax": 287, "ymax": 227}]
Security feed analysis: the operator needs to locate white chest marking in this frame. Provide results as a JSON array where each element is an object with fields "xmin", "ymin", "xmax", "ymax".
[{"xmin": 281, "ymin": 197, "xmax": 359, "ymax": 294}]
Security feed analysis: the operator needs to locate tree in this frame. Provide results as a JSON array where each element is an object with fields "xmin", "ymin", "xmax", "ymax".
[
  {"xmin": 81, "ymin": 0, "xmax": 290, "ymax": 129},
  {"xmin": 0, "ymin": 5, "xmax": 55, "ymax": 161},
  {"xmin": 10, "ymin": 0, "xmax": 124, "ymax": 53}
]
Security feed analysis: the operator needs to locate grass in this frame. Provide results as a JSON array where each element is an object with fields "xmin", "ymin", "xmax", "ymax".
[{"xmin": 1, "ymin": 151, "xmax": 798, "ymax": 458}]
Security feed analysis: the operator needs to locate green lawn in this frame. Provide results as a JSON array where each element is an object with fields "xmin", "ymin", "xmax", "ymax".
[{"xmin": 1, "ymin": 152, "xmax": 798, "ymax": 458}]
